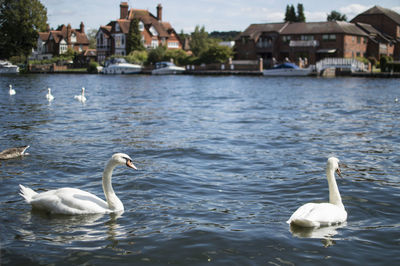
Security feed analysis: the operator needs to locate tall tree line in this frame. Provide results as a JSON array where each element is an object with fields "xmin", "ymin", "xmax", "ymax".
[{"xmin": 284, "ymin": 3, "xmax": 306, "ymax": 23}]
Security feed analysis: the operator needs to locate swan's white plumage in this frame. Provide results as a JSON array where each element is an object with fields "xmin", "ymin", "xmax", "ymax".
[
  {"xmin": 46, "ymin": 88, "xmax": 54, "ymax": 101},
  {"xmin": 287, "ymin": 157, "xmax": 347, "ymax": 227},
  {"xmin": 74, "ymin": 87, "xmax": 86, "ymax": 103},
  {"xmin": 9, "ymin": 84, "xmax": 16, "ymax": 95},
  {"xmin": 19, "ymin": 153, "xmax": 137, "ymax": 215}
]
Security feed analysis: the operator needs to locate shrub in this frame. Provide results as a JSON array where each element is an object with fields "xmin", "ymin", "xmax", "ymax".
[
  {"xmin": 87, "ymin": 61, "xmax": 98, "ymax": 74},
  {"xmin": 126, "ymin": 50, "xmax": 148, "ymax": 64}
]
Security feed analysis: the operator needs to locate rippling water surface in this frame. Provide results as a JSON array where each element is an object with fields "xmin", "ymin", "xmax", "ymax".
[{"xmin": 1, "ymin": 74, "xmax": 399, "ymax": 265}]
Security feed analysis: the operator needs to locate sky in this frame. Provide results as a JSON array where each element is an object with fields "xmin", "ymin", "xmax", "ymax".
[{"xmin": 41, "ymin": 0, "xmax": 400, "ymax": 33}]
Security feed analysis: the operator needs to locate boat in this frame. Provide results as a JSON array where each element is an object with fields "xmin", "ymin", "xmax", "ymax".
[
  {"xmin": 152, "ymin": 61, "xmax": 185, "ymax": 75},
  {"xmin": 101, "ymin": 58, "xmax": 142, "ymax": 74},
  {"xmin": 0, "ymin": 60, "xmax": 19, "ymax": 74},
  {"xmin": 263, "ymin": 62, "xmax": 313, "ymax": 76}
]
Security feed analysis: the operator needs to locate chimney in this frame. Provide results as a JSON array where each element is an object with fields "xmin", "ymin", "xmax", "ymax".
[
  {"xmin": 80, "ymin": 22, "xmax": 85, "ymax": 33},
  {"xmin": 157, "ymin": 4, "xmax": 162, "ymax": 21},
  {"xmin": 120, "ymin": 2, "xmax": 129, "ymax": 19},
  {"xmin": 67, "ymin": 23, "xmax": 71, "ymax": 42}
]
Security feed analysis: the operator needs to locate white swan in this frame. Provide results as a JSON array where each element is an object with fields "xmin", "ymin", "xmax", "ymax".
[
  {"xmin": 9, "ymin": 84, "xmax": 16, "ymax": 95},
  {"xmin": 46, "ymin": 88, "xmax": 54, "ymax": 101},
  {"xmin": 19, "ymin": 153, "xmax": 137, "ymax": 215},
  {"xmin": 74, "ymin": 87, "xmax": 86, "ymax": 103},
  {"xmin": 0, "ymin": 145, "xmax": 29, "ymax": 160},
  {"xmin": 287, "ymin": 157, "xmax": 347, "ymax": 227}
]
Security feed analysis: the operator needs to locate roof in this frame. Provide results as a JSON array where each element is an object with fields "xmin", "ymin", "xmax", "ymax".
[
  {"xmin": 281, "ymin": 21, "xmax": 368, "ymax": 36},
  {"xmin": 128, "ymin": 9, "xmax": 170, "ymax": 37},
  {"xmin": 238, "ymin": 22, "xmax": 288, "ymax": 41},
  {"xmin": 355, "ymin": 22, "xmax": 395, "ymax": 43},
  {"xmin": 352, "ymin": 5, "xmax": 400, "ymax": 25},
  {"xmin": 40, "ymin": 24, "xmax": 89, "ymax": 45}
]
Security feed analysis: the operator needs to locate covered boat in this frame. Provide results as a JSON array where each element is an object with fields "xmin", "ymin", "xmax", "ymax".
[{"xmin": 263, "ymin": 62, "xmax": 312, "ymax": 76}]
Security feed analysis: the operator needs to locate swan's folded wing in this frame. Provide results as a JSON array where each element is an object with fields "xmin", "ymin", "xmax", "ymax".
[{"xmin": 30, "ymin": 188, "xmax": 109, "ymax": 214}]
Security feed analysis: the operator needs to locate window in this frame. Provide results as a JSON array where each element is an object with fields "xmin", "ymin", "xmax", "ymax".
[
  {"xmin": 116, "ymin": 23, "xmax": 120, "ymax": 32},
  {"xmin": 151, "ymin": 39, "xmax": 159, "ymax": 48},
  {"xmin": 150, "ymin": 26, "xmax": 158, "ymax": 36},
  {"xmin": 168, "ymin": 41, "xmax": 179, "ymax": 48},
  {"xmin": 139, "ymin": 21, "xmax": 144, "ymax": 31},
  {"xmin": 282, "ymin": 36, "xmax": 291, "ymax": 43},
  {"xmin": 71, "ymin": 33, "xmax": 76, "ymax": 43},
  {"xmin": 301, "ymin": 35, "xmax": 314, "ymax": 41},
  {"xmin": 357, "ymin": 36, "xmax": 361, "ymax": 44},
  {"xmin": 122, "ymin": 35, "xmax": 125, "ymax": 45},
  {"xmin": 322, "ymin": 34, "xmax": 336, "ymax": 41}
]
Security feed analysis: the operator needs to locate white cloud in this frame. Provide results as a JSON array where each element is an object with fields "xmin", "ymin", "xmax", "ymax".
[
  {"xmin": 392, "ymin": 6, "xmax": 400, "ymax": 13},
  {"xmin": 339, "ymin": 4, "xmax": 371, "ymax": 20},
  {"xmin": 304, "ymin": 11, "xmax": 327, "ymax": 22}
]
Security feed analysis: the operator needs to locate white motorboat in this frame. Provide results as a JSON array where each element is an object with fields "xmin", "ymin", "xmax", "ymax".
[
  {"xmin": 0, "ymin": 60, "xmax": 19, "ymax": 74},
  {"xmin": 102, "ymin": 58, "xmax": 142, "ymax": 74},
  {"xmin": 152, "ymin": 61, "xmax": 185, "ymax": 75},
  {"xmin": 263, "ymin": 62, "xmax": 313, "ymax": 76}
]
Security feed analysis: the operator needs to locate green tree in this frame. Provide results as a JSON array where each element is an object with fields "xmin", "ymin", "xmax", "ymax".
[
  {"xmin": 164, "ymin": 49, "xmax": 189, "ymax": 66},
  {"xmin": 86, "ymin": 28, "xmax": 98, "ymax": 49},
  {"xmin": 190, "ymin": 25, "xmax": 209, "ymax": 56},
  {"xmin": 297, "ymin": 3, "xmax": 306, "ymax": 22},
  {"xmin": 147, "ymin": 46, "xmax": 167, "ymax": 64},
  {"xmin": 0, "ymin": 0, "xmax": 47, "ymax": 59},
  {"xmin": 284, "ymin": 5, "xmax": 297, "ymax": 22},
  {"xmin": 327, "ymin": 10, "xmax": 347, "ymax": 21},
  {"xmin": 126, "ymin": 50, "xmax": 148, "ymax": 64},
  {"xmin": 126, "ymin": 18, "xmax": 144, "ymax": 54},
  {"xmin": 199, "ymin": 44, "xmax": 233, "ymax": 64}
]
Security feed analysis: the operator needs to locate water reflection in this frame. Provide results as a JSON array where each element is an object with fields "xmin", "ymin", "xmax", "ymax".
[
  {"xmin": 289, "ymin": 223, "xmax": 346, "ymax": 247},
  {"xmin": 18, "ymin": 210, "xmax": 124, "ymax": 248}
]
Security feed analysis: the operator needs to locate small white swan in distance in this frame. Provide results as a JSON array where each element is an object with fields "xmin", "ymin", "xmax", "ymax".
[
  {"xmin": 46, "ymin": 88, "xmax": 54, "ymax": 101},
  {"xmin": 19, "ymin": 153, "xmax": 137, "ymax": 215},
  {"xmin": 74, "ymin": 87, "xmax": 86, "ymax": 103},
  {"xmin": 0, "ymin": 145, "xmax": 30, "ymax": 160},
  {"xmin": 9, "ymin": 84, "xmax": 16, "ymax": 95},
  {"xmin": 287, "ymin": 157, "xmax": 347, "ymax": 227}
]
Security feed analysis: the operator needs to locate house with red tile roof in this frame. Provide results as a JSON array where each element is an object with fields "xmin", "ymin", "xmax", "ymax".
[
  {"xmin": 33, "ymin": 22, "xmax": 89, "ymax": 59},
  {"xmin": 96, "ymin": 2, "xmax": 182, "ymax": 62}
]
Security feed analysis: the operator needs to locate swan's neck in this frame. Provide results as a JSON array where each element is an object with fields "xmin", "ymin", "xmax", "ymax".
[
  {"xmin": 102, "ymin": 160, "xmax": 124, "ymax": 211},
  {"xmin": 327, "ymin": 168, "xmax": 343, "ymax": 207}
]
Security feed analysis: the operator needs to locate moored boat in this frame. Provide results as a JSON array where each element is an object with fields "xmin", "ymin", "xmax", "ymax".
[
  {"xmin": 263, "ymin": 62, "xmax": 313, "ymax": 76},
  {"xmin": 101, "ymin": 58, "xmax": 142, "ymax": 74},
  {"xmin": 0, "ymin": 60, "xmax": 19, "ymax": 74},
  {"xmin": 152, "ymin": 61, "xmax": 185, "ymax": 75}
]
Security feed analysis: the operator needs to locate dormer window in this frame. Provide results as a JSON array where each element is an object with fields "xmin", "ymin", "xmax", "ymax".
[
  {"xmin": 149, "ymin": 26, "xmax": 158, "ymax": 36},
  {"xmin": 71, "ymin": 32, "xmax": 76, "ymax": 43},
  {"xmin": 139, "ymin": 21, "xmax": 144, "ymax": 31}
]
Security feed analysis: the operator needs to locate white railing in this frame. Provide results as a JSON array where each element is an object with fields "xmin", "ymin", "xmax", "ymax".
[
  {"xmin": 289, "ymin": 40, "xmax": 319, "ymax": 47},
  {"xmin": 316, "ymin": 58, "xmax": 366, "ymax": 73}
]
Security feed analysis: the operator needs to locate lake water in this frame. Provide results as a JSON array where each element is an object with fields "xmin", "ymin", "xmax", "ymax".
[{"xmin": 1, "ymin": 74, "xmax": 399, "ymax": 265}]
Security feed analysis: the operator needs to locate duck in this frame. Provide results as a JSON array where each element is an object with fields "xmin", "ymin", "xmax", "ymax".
[
  {"xmin": 9, "ymin": 84, "xmax": 16, "ymax": 95},
  {"xmin": 0, "ymin": 145, "xmax": 30, "ymax": 160},
  {"xmin": 74, "ymin": 87, "xmax": 86, "ymax": 103},
  {"xmin": 287, "ymin": 157, "xmax": 347, "ymax": 227},
  {"xmin": 46, "ymin": 88, "xmax": 54, "ymax": 101},
  {"xmin": 19, "ymin": 153, "xmax": 137, "ymax": 215}
]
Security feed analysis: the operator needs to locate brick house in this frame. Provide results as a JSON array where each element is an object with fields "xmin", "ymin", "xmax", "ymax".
[
  {"xmin": 234, "ymin": 22, "xmax": 288, "ymax": 66},
  {"xmin": 351, "ymin": 5, "xmax": 400, "ymax": 60},
  {"xmin": 278, "ymin": 21, "xmax": 368, "ymax": 65},
  {"xmin": 34, "ymin": 23, "xmax": 89, "ymax": 59},
  {"xmin": 96, "ymin": 2, "xmax": 182, "ymax": 62},
  {"xmin": 235, "ymin": 21, "xmax": 368, "ymax": 65}
]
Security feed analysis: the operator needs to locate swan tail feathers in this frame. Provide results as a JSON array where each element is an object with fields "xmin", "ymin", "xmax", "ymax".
[
  {"xmin": 19, "ymin": 184, "xmax": 37, "ymax": 203},
  {"xmin": 288, "ymin": 218, "xmax": 319, "ymax": 228}
]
